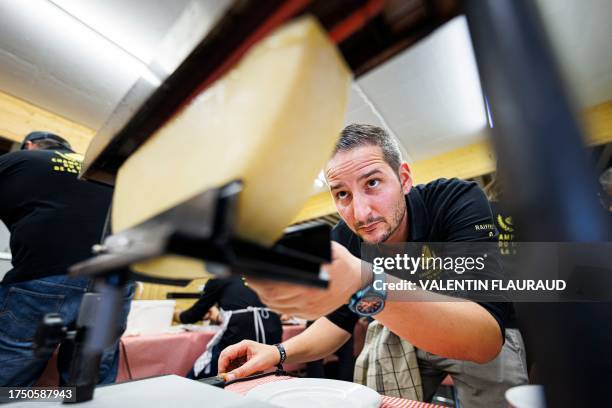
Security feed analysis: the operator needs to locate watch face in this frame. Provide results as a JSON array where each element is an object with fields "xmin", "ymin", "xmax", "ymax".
[{"xmin": 356, "ymin": 296, "xmax": 384, "ymax": 315}]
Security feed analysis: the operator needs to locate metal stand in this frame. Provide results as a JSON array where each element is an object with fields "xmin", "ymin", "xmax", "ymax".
[
  {"xmin": 58, "ymin": 181, "xmax": 330, "ymax": 402},
  {"xmin": 70, "ymin": 181, "xmax": 331, "ymax": 288},
  {"xmin": 465, "ymin": 1, "xmax": 612, "ymax": 406},
  {"xmin": 31, "ymin": 276, "xmax": 128, "ymax": 403},
  {"xmin": 64, "ymin": 273, "xmax": 129, "ymax": 403}
]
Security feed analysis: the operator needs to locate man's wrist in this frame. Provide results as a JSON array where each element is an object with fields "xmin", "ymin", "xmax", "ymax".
[
  {"xmin": 352, "ymin": 261, "xmax": 373, "ymax": 295},
  {"xmin": 348, "ymin": 264, "xmax": 387, "ymax": 317},
  {"xmin": 174, "ymin": 310, "xmax": 185, "ymax": 324},
  {"xmin": 274, "ymin": 343, "xmax": 287, "ymax": 365}
]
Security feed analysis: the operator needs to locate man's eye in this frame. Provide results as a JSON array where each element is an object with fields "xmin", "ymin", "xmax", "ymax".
[
  {"xmin": 367, "ymin": 179, "xmax": 380, "ymax": 188},
  {"xmin": 336, "ymin": 191, "xmax": 348, "ymax": 200}
]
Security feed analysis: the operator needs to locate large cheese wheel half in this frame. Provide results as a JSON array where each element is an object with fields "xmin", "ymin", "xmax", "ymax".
[{"xmin": 112, "ymin": 17, "xmax": 351, "ymax": 280}]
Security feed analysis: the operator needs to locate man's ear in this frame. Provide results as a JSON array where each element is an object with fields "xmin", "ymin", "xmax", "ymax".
[{"xmin": 398, "ymin": 162, "xmax": 412, "ymax": 194}]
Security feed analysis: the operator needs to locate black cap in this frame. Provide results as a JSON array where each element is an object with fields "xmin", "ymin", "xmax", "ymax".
[{"xmin": 20, "ymin": 131, "xmax": 72, "ymax": 151}]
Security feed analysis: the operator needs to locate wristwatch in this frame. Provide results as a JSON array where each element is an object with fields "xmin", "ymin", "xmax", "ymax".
[{"xmin": 348, "ymin": 270, "xmax": 387, "ymax": 317}]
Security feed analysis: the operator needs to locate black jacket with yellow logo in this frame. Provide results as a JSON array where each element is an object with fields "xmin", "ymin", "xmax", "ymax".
[{"xmin": 0, "ymin": 148, "xmax": 112, "ymax": 283}]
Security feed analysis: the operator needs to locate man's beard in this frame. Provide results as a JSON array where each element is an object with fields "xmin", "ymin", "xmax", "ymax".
[{"xmin": 358, "ymin": 193, "xmax": 407, "ymax": 244}]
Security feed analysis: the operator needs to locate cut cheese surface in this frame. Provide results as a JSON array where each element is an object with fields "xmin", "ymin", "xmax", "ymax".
[{"xmin": 111, "ymin": 17, "xmax": 351, "ymax": 279}]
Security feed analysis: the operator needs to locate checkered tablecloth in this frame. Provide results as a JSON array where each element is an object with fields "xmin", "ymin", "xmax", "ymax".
[{"xmin": 225, "ymin": 375, "xmax": 444, "ymax": 408}]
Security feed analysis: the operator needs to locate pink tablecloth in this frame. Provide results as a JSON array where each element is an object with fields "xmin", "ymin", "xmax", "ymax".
[
  {"xmin": 118, "ymin": 330, "xmax": 216, "ymax": 380},
  {"xmin": 37, "ymin": 324, "xmax": 307, "ymax": 385},
  {"xmin": 226, "ymin": 375, "xmax": 443, "ymax": 408},
  {"xmin": 119, "ymin": 324, "xmax": 306, "ymax": 380}
]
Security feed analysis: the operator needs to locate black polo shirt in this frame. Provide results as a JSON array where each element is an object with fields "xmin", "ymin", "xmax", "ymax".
[
  {"xmin": 326, "ymin": 178, "xmax": 510, "ymax": 337},
  {"xmin": 0, "ymin": 148, "xmax": 112, "ymax": 283}
]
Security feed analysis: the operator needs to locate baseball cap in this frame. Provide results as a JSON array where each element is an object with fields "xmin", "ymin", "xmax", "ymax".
[{"xmin": 20, "ymin": 131, "xmax": 72, "ymax": 150}]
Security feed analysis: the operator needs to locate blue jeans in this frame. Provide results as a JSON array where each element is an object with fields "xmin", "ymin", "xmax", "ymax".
[{"xmin": 0, "ymin": 275, "xmax": 133, "ymax": 387}]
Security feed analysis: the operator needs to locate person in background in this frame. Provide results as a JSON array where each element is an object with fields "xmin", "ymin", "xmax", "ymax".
[
  {"xmin": 174, "ymin": 275, "xmax": 282, "ymax": 378},
  {"xmin": 305, "ymin": 318, "xmax": 356, "ymax": 382},
  {"xmin": 0, "ymin": 132, "xmax": 133, "ymax": 386}
]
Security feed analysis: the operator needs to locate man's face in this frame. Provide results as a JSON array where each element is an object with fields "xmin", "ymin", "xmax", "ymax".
[
  {"xmin": 24, "ymin": 141, "xmax": 39, "ymax": 150},
  {"xmin": 326, "ymin": 145, "xmax": 412, "ymax": 244}
]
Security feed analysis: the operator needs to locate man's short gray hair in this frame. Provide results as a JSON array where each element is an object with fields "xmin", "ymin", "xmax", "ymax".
[{"xmin": 332, "ymin": 124, "xmax": 403, "ymax": 172}]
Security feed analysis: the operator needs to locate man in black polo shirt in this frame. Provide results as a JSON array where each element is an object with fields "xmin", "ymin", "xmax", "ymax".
[
  {"xmin": 0, "ymin": 132, "xmax": 132, "ymax": 386},
  {"xmin": 218, "ymin": 124, "xmax": 527, "ymax": 407}
]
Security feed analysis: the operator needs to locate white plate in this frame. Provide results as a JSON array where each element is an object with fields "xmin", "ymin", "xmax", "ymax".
[
  {"xmin": 505, "ymin": 385, "xmax": 546, "ymax": 408},
  {"xmin": 246, "ymin": 378, "xmax": 381, "ymax": 408}
]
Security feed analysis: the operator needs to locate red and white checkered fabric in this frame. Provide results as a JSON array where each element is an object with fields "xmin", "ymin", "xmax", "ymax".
[{"xmin": 225, "ymin": 376, "xmax": 444, "ymax": 408}]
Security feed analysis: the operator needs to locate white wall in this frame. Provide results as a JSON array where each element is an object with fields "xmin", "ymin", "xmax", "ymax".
[{"xmin": 0, "ymin": 223, "xmax": 12, "ymax": 280}]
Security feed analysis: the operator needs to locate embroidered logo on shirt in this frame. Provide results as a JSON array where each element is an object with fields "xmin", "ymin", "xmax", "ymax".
[
  {"xmin": 50, "ymin": 151, "xmax": 83, "ymax": 174},
  {"xmin": 497, "ymin": 214, "xmax": 514, "ymax": 232},
  {"xmin": 496, "ymin": 213, "xmax": 516, "ymax": 255},
  {"xmin": 474, "ymin": 223, "xmax": 495, "ymax": 231}
]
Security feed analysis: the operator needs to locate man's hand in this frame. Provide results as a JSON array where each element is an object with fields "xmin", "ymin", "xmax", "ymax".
[
  {"xmin": 204, "ymin": 306, "xmax": 221, "ymax": 324},
  {"xmin": 247, "ymin": 242, "xmax": 364, "ymax": 320},
  {"xmin": 218, "ymin": 340, "xmax": 280, "ymax": 381},
  {"xmin": 173, "ymin": 308, "xmax": 183, "ymax": 323}
]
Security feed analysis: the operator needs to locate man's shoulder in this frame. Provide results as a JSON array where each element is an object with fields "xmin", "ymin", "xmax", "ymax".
[
  {"xmin": 413, "ymin": 177, "xmax": 483, "ymax": 212},
  {"xmin": 414, "ymin": 178, "xmax": 495, "ymax": 241},
  {"xmin": 331, "ymin": 220, "xmax": 353, "ymax": 244},
  {"xmin": 0, "ymin": 150, "xmax": 82, "ymax": 179},
  {"xmin": 0, "ymin": 150, "xmax": 27, "ymax": 163},
  {"xmin": 0, "ymin": 151, "xmax": 40, "ymax": 173},
  {"xmin": 0, "ymin": 149, "xmax": 56, "ymax": 164},
  {"xmin": 414, "ymin": 178, "xmax": 478, "ymax": 200},
  {"xmin": 330, "ymin": 220, "xmax": 362, "ymax": 252}
]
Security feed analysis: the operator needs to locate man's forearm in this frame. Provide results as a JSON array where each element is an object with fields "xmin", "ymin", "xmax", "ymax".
[
  {"xmin": 376, "ymin": 295, "xmax": 503, "ymax": 363},
  {"xmin": 283, "ymin": 317, "xmax": 351, "ymax": 364}
]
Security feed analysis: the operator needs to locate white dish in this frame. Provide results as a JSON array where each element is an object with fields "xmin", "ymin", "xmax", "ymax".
[
  {"xmin": 124, "ymin": 300, "xmax": 176, "ymax": 335},
  {"xmin": 247, "ymin": 378, "xmax": 381, "ymax": 408},
  {"xmin": 505, "ymin": 385, "xmax": 546, "ymax": 408}
]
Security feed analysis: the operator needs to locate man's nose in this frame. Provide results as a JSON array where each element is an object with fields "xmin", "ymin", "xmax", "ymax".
[{"xmin": 352, "ymin": 192, "xmax": 372, "ymax": 224}]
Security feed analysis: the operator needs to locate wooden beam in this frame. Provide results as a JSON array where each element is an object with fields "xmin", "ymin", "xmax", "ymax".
[
  {"xmin": 410, "ymin": 140, "xmax": 495, "ymax": 184},
  {"xmin": 284, "ymin": 140, "xmax": 500, "ymax": 222},
  {"xmin": 2, "ymin": 89, "xmax": 607, "ymax": 221},
  {"xmin": 0, "ymin": 91, "xmax": 95, "ymax": 154},
  {"xmin": 584, "ymin": 100, "xmax": 612, "ymax": 146},
  {"xmin": 136, "ymin": 278, "xmax": 210, "ymax": 308},
  {"xmin": 291, "ymin": 191, "xmax": 336, "ymax": 223},
  {"xmin": 291, "ymin": 141, "xmax": 497, "ymax": 223},
  {"xmin": 290, "ymin": 140, "xmax": 499, "ymax": 223}
]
